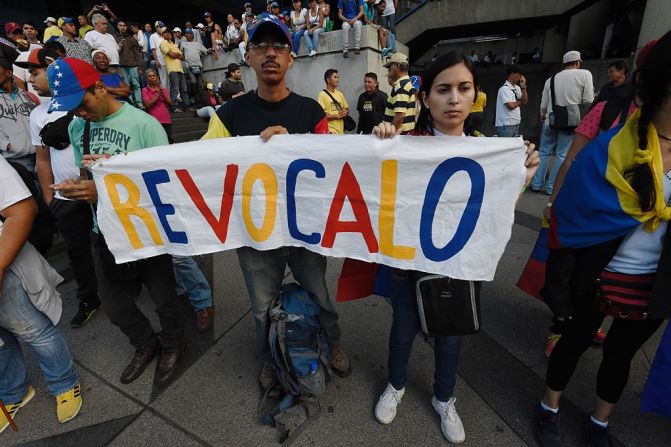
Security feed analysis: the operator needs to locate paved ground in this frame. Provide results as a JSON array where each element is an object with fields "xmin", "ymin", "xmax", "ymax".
[{"xmin": 4, "ymin": 191, "xmax": 671, "ymax": 447}]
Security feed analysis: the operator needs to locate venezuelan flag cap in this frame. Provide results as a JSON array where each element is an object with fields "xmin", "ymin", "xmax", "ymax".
[
  {"xmin": 47, "ymin": 57, "xmax": 100, "ymax": 113},
  {"xmin": 247, "ymin": 13, "xmax": 292, "ymax": 50}
]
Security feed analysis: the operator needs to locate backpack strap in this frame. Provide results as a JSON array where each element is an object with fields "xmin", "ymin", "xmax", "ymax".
[
  {"xmin": 81, "ymin": 120, "xmax": 92, "ymax": 180},
  {"xmin": 550, "ymin": 75, "xmax": 557, "ymax": 112}
]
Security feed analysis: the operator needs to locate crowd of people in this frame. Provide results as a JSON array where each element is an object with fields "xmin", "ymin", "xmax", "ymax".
[{"xmin": 0, "ymin": 4, "xmax": 670, "ymax": 447}]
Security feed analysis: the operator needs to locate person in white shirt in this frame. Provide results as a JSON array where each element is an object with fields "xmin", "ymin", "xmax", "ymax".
[
  {"xmin": 495, "ymin": 64, "xmax": 528, "ymax": 137},
  {"xmin": 0, "ymin": 151, "xmax": 84, "ymax": 431},
  {"xmin": 150, "ymin": 21, "xmax": 168, "ymax": 88},
  {"xmin": 15, "ymin": 47, "xmax": 102, "ymax": 328},
  {"xmin": 530, "ymin": 50, "xmax": 594, "ymax": 194},
  {"xmin": 84, "ymin": 14, "xmax": 119, "ymax": 66},
  {"xmin": 380, "ymin": 0, "xmax": 396, "ymax": 34}
]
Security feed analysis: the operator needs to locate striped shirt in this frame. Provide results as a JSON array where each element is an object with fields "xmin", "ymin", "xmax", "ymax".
[{"xmin": 383, "ymin": 75, "xmax": 416, "ymax": 133}]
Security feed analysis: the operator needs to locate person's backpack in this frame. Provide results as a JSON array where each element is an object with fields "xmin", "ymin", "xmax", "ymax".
[
  {"xmin": 268, "ymin": 283, "xmax": 331, "ymax": 397},
  {"xmin": 5, "ymin": 162, "xmax": 56, "ymax": 254}
]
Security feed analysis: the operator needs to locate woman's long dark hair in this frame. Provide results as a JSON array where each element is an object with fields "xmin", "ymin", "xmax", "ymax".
[
  {"xmin": 625, "ymin": 30, "xmax": 671, "ymax": 211},
  {"xmin": 415, "ymin": 52, "xmax": 479, "ymax": 135}
]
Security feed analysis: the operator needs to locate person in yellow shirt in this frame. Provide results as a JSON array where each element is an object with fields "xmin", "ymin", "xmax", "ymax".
[
  {"xmin": 469, "ymin": 86, "xmax": 487, "ymax": 133},
  {"xmin": 42, "ymin": 17, "xmax": 63, "ymax": 43},
  {"xmin": 160, "ymin": 29, "xmax": 191, "ymax": 112},
  {"xmin": 77, "ymin": 15, "xmax": 93, "ymax": 39},
  {"xmin": 317, "ymin": 68, "xmax": 349, "ymax": 134}
]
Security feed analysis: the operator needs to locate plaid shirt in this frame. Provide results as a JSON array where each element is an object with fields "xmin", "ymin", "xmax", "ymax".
[{"xmin": 57, "ymin": 35, "xmax": 93, "ymax": 64}]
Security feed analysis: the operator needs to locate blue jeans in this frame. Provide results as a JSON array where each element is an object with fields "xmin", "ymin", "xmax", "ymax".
[
  {"xmin": 495, "ymin": 124, "xmax": 519, "ymax": 137},
  {"xmin": 291, "ymin": 29, "xmax": 306, "ymax": 54},
  {"xmin": 382, "ymin": 14, "xmax": 395, "ymax": 34},
  {"xmin": 172, "ymin": 255, "xmax": 213, "ymax": 311},
  {"xmin": 387, "ymin": 31, "xmax": 396, "ymax": 52},
  {"xmin": 0, "ymin": 271, "xmax": 78, "ymax": 402},
  {"xmin": 530, "ymin": 123, "xmax": 575, "ymax": 194},
  {"xmin": 236, "ymin": 246, "xmax": 340, "ymax": 366},
  {"xmin": 304, "ymin": 28, "xmax": 325, "ymax": 52},
  {"xmin": 120, "ymin": 66, "xmax": 142, "ymax": 106},
  {"xmin": 168, "ymin": 71, "xmax": 189, "ymax": 111},
  {"xmin": 388, "ymin": 269, "xmax": 461, "ymax": 402}
]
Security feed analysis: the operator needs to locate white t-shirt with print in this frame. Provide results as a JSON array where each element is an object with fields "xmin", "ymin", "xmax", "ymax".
[
  {"xmin": 0, "ymin": 156, "xmax": 32, "ymax": 234},
  {"xmin": 30, "ymin": 102, "xmax": 79, "ymax": 200}
]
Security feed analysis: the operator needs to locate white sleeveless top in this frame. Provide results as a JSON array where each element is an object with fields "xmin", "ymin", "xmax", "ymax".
[
  {"xmin": 291, "ymin": 8, "xmax": 308, "ymax": 30},
  {"xmin": 308, "ymin": 7, "xmax": 320, "ymax": 26}
]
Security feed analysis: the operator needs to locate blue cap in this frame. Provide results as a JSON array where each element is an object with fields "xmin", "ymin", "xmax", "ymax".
[
  {"xmin": 184, "ymin": 28, "xmax": 193, "ymax": 34},
  {"xmin": 271, "ymin": 1, "xmax": 279, "ymax": 6},
  {"xmin": 246, "ymin": 13, "xmax": 292, "ymax": 49},
  {"xmin": 47, "ymin": 57, "xmax": 101, "ymax": 113}
]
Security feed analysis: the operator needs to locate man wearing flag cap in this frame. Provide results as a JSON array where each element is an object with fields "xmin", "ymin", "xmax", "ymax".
[
  {"xmin": 48, "ymin": 58, "xmax": 186, "ymax": 386},
  {"xmin": 202, "ymin": 13, "xmax": 352, "ymax": 388}
]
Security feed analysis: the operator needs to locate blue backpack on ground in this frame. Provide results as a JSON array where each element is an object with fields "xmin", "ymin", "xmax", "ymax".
[{"xmin": 268, "ymin": 283, "xmax": 331, "ymax": 397}]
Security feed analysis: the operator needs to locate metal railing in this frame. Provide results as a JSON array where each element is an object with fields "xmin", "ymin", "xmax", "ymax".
[{"xmin": 395, "ymin": 0, "xmax": 430, "ymax": 25}]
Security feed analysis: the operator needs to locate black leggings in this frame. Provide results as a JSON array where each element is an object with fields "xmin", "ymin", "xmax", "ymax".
[{"xmin": 546, "ymin": 295, "xmax": 663, "ymax": 404}]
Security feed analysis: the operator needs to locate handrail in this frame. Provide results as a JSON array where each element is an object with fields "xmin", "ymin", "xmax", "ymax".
[{"xmin": 395, "ymin": 0, "xmax": 430, "ymax": 25}]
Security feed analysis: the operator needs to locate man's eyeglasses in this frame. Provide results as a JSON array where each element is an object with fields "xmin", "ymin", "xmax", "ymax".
[{"xmin": 248, "ymin": 41, "xmax": 291, "ymax": 54}]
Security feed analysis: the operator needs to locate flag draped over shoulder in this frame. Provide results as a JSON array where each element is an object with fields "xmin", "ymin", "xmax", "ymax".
[
  {"xmin": 517, "ymin": 110, "xmax": 671, "ymax": 299},
  {"xmin": 549, "ymin": 109, "xmax": 671, "ymax": 250}
]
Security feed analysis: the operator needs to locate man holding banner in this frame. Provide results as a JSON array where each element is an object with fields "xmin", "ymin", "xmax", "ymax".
[
  {"xmin": 201, "ymin": 14, "xmax": 352, "ymax": 387},
  {"xmin": 46, "ymin": 58, "xmax": 186, "ymax": 387}
]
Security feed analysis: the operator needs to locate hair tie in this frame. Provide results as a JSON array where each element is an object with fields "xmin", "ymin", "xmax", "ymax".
[{"xmin": 635, "ymin": 149, "xmax": 653, "ymax": 165}]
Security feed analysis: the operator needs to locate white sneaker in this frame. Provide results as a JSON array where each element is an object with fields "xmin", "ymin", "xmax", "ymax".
[
  {"xmin": 375, "ymin": 383, "xmax": 405, "ymax": 424},
  {"xmin": 310, "ymin": 49, "xmax": 316, "ymax": 57},
  {"xmin": 432, "ymin": 396, "xmax": 466, "ymax": 443},
  {"xmin": 290, "ymin": 51, "xmax": 298, "ymax": 57}
]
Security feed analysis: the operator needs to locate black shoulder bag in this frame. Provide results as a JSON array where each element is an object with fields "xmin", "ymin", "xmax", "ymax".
[
  {"xmin": 322, "ymin": 89, "xmax": 356, "ymax": 132},
  {"xmin": 40, "ymin": 111, "xmax": 76, "ymax": 149},
  {"xmin": 415, "ymin": 273, "xmax": 482, "ymax": 336},
  {"xmin": 548, "ymin": 75, "xmax": 580, "ymax": 132},
  {"xmin": 83, "ymin": 121, "xmax": 140, "ymax": 280}
]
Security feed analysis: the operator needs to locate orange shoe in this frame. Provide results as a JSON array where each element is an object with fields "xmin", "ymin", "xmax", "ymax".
[
  {"xmin": 593, "ymin": 327, "xmax": 607, "ymax": 344},
  {"xmin": 545, "ymin": 334, "xmax": 561, "ymax": 358}
]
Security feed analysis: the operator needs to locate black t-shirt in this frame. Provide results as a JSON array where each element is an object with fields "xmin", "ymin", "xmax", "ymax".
[
  {"xmin": 213, "ymin": 91, "xmax": 329, "ymax": 136},
  {"xmin": 218, "ymin": 79, "xmax": 245, "ymax": 102},
  {"xmin": 356, "ymin": 90, "xmax": 388, "ymax": 134}
]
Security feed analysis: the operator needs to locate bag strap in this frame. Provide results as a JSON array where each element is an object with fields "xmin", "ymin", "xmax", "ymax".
[
  {"xmin": 322, "ymin": 89, "xmax": 343, "ymax": 111},
  {"xmin": 550, "ymin": 75, "xmax": 557, "ymax": 111},
  {"xmin": 81, "ymin": 120, "xmax": 92, "ymax": 180}
]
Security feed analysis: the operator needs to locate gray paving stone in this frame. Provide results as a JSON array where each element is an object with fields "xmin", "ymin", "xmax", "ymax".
[{"xmin": 108, "ymin": 412, "xmax": 205, "ymax": 447}]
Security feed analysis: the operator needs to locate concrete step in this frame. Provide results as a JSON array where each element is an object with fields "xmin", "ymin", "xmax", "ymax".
[
  {"xmin": 173, "ymin": 128, "xmax": 208, "ymax": 143},
  {"xmin": 172, "ymin": 121, "xmax": 208, "ymax": 133}
]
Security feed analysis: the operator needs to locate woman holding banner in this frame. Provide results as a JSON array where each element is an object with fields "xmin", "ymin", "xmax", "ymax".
[
  {"xmin": 371, "ymin": 52, "xmax": 539, "ymax": 444},
  {"xmin": 535, "ymin": 31, "xmax": 671, "ymax": 447}
]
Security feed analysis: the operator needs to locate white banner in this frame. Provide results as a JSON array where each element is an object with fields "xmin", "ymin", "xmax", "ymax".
[{"xmin": 92, "ymin": 134, "xmax": 526, "ymax": 280}]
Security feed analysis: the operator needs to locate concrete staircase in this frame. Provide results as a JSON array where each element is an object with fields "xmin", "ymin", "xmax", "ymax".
[{"xmin": 170, "ymin": 112, "xmax": 209, "ymax": 143}]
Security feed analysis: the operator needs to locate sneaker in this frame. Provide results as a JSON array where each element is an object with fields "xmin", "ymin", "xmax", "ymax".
[
  {"xmin": 381, "ymin": 47, "xmax": 390, "ymax": 59},
  {"xmin": 56, "ymin": 383, "xmax": 82, "ymax": 424},
  {"xmin": 375, "ymin": 383, "xmax": 405, "ymax": 424},
  {"xmin": 330, "ymin": 345, "xmax": 352, "ymax": 378},
  {"xmin": 545, "ymin": 333, "xmax": 561, "ymax": 358},
  {"xmin": 354, "ymin": 48, "xmax": 360, "ymax": 55},
  {"xmin": 432, "ymin": 396, "xmax": 466, "ymax": 443},
  {"xmin": 343, "ymin": 50, "xmax": 349, "ymax": 59},
  {"xmin": 290, "ymin": 51, "xmax": 297, "ymax": 57},
  {"xmin": 70, "ymin": 301, "xmax": 101, "ymax": 328},
  {"xmin": 310, "ymin": 49, "xmax": 316, "ymax": 57},
  {"xmin": 593, "ymin": 327, "xmax": 607, "ymax": 344},
  {"xmin": 0, "ymin": 385, "xmax": 35, "ymax": 434},
  {"xmin": 536, "ymin": 405, "xmax": 561, "ymax": 447},
  {"xmin": 586, "ymin": 416, "xmax": 613, "ymax": 447},
  {"xmin": 259, "ymin": 362, "xmax": 278, "ymax": 390}
]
